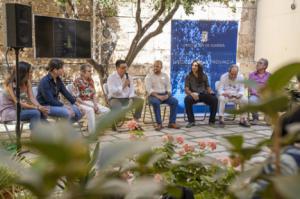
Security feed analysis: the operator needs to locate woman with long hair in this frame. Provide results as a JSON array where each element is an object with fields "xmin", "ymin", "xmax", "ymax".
[
  {"xmin": 184, "ymin": 60, "xmax": 218, "ymax": 128},
  {"xmin": 0, "ymin": 61, "xmax": 48, "ymax": 130}
]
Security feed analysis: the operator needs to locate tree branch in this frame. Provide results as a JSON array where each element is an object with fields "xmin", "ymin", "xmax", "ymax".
[
  {"xmin": 126, "ymin": 0, "xmax": 180, "ymax": 66},
  {"xmin": 136, "ymin": 0, "xmax": 142, "ymax": 34},
  {"xmin": 66, "ymin": 0, "xmax": 79, "ymax": 18},
  {"xmin": 126, "ymin": 0, "xmax": 166, "ymax": 65}
]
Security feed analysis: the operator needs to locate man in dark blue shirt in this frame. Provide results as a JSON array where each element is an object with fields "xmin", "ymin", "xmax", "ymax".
[{"xmin": 37, "ymin": 59, "xmax": 82, "ymax": 122}]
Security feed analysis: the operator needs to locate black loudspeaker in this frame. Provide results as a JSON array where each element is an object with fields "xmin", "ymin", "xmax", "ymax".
[{"xmin": 4, "ymin": 3, "xmax": 32, "ymax": 48}]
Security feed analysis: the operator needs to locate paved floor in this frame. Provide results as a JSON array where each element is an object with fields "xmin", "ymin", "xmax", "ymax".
[{"xmin": 1, "ymin": 116, "xmax": 272, "ymax": 166}]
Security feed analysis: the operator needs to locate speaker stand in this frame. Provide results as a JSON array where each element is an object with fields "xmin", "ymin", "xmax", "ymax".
[{"xmin": 13, "ymin": 47, "xmax": 22, "ymax": 151}]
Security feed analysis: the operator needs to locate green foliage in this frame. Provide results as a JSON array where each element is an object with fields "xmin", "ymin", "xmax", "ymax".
[
  {"xmin": 130, "ymin": 137, "xmax": 238, "ymax": 199},
  {"xmin": 228, "ymin": 62, "xmax": 300, "ymax": 198}
]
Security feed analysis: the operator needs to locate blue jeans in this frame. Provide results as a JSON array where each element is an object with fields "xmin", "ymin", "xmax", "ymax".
[
  {"xmin": 20, "ymin": 109, "xmax": 43, "ymax": 130},
  {"xmin": 49, "ymin": 105, "xmax": 82, "ymax": 122},
  {"xmin": 148, "ymin": 95, "xmax": 178, "ymax": 124}
]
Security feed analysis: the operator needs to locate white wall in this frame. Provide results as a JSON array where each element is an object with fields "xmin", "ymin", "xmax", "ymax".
[{"xmin": 255, "ymin": 0, "xmax": 300, "ymax": 71}]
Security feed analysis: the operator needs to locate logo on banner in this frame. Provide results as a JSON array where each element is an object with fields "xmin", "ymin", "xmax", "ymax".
[{"xmin": 201, "ymin": 31, "xmax": 208, "ymax": 42}]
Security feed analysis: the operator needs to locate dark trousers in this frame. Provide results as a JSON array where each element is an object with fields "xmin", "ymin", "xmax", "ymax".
[
  {"xmin": 109, "ymin": 97, "xmax": 144, "ymax": 120},
  {"xmin": 184, "ymin": 93, "xmax": 218, "ymax": 123}
]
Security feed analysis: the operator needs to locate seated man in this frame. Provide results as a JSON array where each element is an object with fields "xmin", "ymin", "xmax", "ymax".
[
  {"xmin": 73, "ymin": 64, "xmax": 110, "ymax": 134},
  {"xmin": 248, "ymin": 58, "xmax": 271, "ymax": 124},
  {"xmin": 184, "ymin": 60, "xmax": 218, "ymax": 127},
  {"xmin": 37, "ymin": 59, "xmax": 83, "ymax": 122},
  {"xmin": 107, "ymin": 59, "xmax": 144, "ymax": 128},
  {"xmin": 145, "ymin": 60, "xmax": 179, "ymax": 131},
  {"xmin": 218, "ymin": 64, "xmax": 250, "ymax": 127}
]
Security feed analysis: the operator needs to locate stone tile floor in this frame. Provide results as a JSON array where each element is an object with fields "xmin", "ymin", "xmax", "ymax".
[{"xmin": 0, "ymin": 117, "xmax": 272, "ymax": 166}]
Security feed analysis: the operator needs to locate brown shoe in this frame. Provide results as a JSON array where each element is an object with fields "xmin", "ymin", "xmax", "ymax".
[
  {"xmin": 167, "ymin": 123, "xmax": 180, "ymax": 129},
  {"xmin": 155, "ymin": 124, "xmax": 163, "ymax": 131}
]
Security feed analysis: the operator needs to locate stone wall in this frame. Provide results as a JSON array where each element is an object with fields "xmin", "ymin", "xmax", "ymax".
[
  {"xmin": 0, "ymin": 0, "xmax": 93, "ymax": 84},
  {"xmin": 0, "ymin": 0, "xmax": 257, "ymax": 95}
]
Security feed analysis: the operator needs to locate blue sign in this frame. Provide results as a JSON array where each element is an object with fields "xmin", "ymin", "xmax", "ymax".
[{"xmin": 171, "ymin": 20, "xmax": 238, "ymax": 113}]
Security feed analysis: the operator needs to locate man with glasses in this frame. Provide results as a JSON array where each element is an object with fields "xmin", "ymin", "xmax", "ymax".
[
  {"xmin": 73, "ymin": 64, "xmax": 110, "ymax": 134},
  {"xmin": 107, "ymin": 59, "xmax": 144, "ymax": 129},
  {"xmin": 248, "ymin": 58, "xmax": 271, "ymax": 125}
]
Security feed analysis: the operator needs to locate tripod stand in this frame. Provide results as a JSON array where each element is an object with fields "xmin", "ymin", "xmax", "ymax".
[{"xmin": 13, "ymin": 47, "xmax": 22, "ymax": 151}]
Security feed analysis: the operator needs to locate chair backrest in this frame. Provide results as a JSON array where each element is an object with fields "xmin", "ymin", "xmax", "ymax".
[
  {"xmin": 66, "ymin": 84, "xmax": 78, "ymax": 97},
  {"xmin": 215, "ymin": 81, "xmax": 220, "ymax": 94},
  {"xmin": 32, "ymin": 86, "xmax": 38, "ymax": 98}
]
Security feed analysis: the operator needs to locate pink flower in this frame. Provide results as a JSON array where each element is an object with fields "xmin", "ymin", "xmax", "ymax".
[
  {"xmin": 167, "ymin": 134, "xmax": 174, "ymax": 142},
  {"xmin": 176, "ymin": 136, "xmax": 184, "ymax": 144},
  {"xmin": 127, "ymin": 119, "xmax": 138, "ymax": 131},
  {"xmin": 178, "ymin": 150, "xmax": 185, "ymax": 156},
  {"xmin": 198, "ymin": 140, "xmax": 207, "ymax": 149},
  {"xmin": 207, "ymin": 141, "xmax": 217, "ymax": 151},
  {"xmin": 154, "ymin": 174, "xmax": 163, "ymax": 183},
  {"xmin": 162, "ymin": 134, "xmax": 174, "ymax": 143},
  {"xmin": 217, "ymin": 157, "xmax": 230, "ymax": 166},
  {"xmin": 162, "ymin": 135, "xmax": 169, "ymax": 142},
  {"xmin": 189, "ymin": 145, "xmax": 195, "ymax": 152},
  {"xmin": 183, "ymin": 144, "xmax": 194, "ymax": 152}
]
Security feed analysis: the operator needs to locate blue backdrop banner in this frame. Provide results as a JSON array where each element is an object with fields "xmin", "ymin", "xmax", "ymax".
[{"xmin": 171, "ymin": 20, "xmax": 238, "ymax": 114}]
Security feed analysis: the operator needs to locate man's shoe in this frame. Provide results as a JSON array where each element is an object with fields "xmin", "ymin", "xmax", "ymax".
[
  {"xmin": 251, "ymin": 119, "xmax": 258, "ymax": 125},
  {"xmin": 208, "ymin": 122, "xmax": 216, "ymax": 127},
  {"xmin": 155, "ymin": 124, "xmax": 163, "ymax": 131},
  {"xmin": 167, "ymin": 123, "xmax": 180, "ymax": 129},
  {"xmin": 239, "ymin": 120, "xmax": 251, "ymax": 127},
  {"xmin": 186, "ymin": 122, "xmax": 195, "ymax": 128},
  {"xmin": 219, "ymin": 120, "xmax": 225, "ymax": 127}
]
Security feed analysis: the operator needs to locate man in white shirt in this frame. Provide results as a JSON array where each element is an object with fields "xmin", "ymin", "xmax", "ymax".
[
  {"xmin": 107, "ymin": 59, "xmax": 144, "ymax": 125},
  {"xmin": 145, "ymin": 60, "xmax": 179, "ymax": 131},
  {"xmin": 217, "ymin": 64, "xmax": 250, "ymax": 127}
]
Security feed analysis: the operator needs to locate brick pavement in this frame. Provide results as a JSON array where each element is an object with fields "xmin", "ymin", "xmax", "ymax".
[{"xmin": 0, "ymin": 117, "xmax": 272, "ymax": 165}]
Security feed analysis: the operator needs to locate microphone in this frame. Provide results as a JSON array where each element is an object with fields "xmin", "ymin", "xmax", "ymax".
[{"xmin": 125, "ymin": 72, "xmax": 130, "ymax": 87}]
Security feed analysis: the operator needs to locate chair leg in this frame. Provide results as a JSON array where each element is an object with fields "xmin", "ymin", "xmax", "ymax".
[
  {"xmin": 142, "ymin": 102, "xmax": 147, "ymax": 123},
  {"xmin": 183, "ymin": 109, "xmax": 188, "ymax": 122},
  {"xmin": 4, "ymin": 123, "xmax": 14, "ymax": 143},
  {"xmin": 162, "ymin": 106, "xmax": 167, "ymax": 123},
  {"xmin": 149, "ymin": 105, "xmax": 156, "ymax": 126},
  {"xmin": 200, "ymin": 109, "xmax": 206, "ymax": 121}
]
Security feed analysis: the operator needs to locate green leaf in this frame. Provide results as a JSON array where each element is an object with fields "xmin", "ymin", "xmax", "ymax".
[
  {"xmin": 229, "ymin": 164, "xmax": 266, "ymax": 198},
  {"xmin": 266, "ymin": 62, "xmax": 300, "ymax": 92},
  {"xmin": 88, "ymin": 99, "xmax": 144, "ymax": 141},
  {"xmin": 26, "ymin": 123, "xmax": 89, "ymax": 165},
  {"xmin": 224, "ymin": 135, "xmax": 244, "ymax": 150},
  {"xmin": 97, "ymin": 140, "xmax": 158, "ymax": 169},
  {"xmin": 228, "ymin": 95, "xmax": 289, "ymax": 115},
  {"xmin": 272, "ymin": 175, "xmax": 300, "ymax": 199},
  {"xmin": 239, "ymin": 148, "xmax": 261, "ymax": 160}
]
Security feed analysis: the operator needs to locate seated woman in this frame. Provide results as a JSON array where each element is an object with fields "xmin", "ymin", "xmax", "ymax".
[
  {"xmin": 36, "ymin": 59, "xmax": 83, "ymax": 122},
  {"xmin": 0, "ymin": 61, "xmax": 48, "ymax": 130},
  {"xmin": 73, "ymin": 64, "xmax": 110, "ymax": 133}
]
